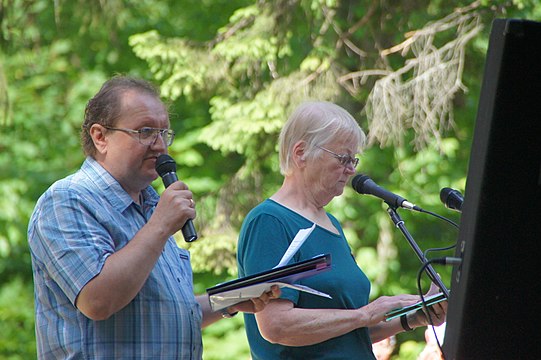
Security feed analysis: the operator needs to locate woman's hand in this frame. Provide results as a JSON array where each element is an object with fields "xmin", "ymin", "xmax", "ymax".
[{"xmin": 410, "ymin": 282, "xmax": 448, "ymax": 327}]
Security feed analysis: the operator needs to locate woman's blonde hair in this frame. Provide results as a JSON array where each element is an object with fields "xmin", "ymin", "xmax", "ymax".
[{"xmin": 278, "ymin": 101, "xmax": 366, "ymax": 176}]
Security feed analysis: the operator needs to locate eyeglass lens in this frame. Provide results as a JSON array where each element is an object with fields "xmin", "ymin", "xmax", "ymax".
[
  {"xmin": 340, "ymin": 155, "xmax": 359, "ymax": 168},
  {"xmin": 139, "ymin": 128, "xmax": 174, "ymax": 146},
  {"xmin": 318, "ymin": 146, "xmax": 359, "ymax": 168}
]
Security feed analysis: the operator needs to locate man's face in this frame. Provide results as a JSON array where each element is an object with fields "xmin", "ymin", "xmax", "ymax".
[{"xmin": 95, "ymin": 90, "xmax": 170, "ymax": 197}]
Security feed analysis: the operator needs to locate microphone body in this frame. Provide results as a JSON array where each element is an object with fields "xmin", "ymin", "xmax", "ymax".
[
  {"xmin": 155, "ymin": 154, "xmax": 198, "ymax": 242},
  {"xmin": 160, "ymin": 172, "xmax": 178, "ymax": 189},
  {"xmin": 440, "ymin": 187, "xmax": 464, "ymax": 212},
  {"xmin": 351, "ymin": 174, "xmax": 421, "ymax": 211}
]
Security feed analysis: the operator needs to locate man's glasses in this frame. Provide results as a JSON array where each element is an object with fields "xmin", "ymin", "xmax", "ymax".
[
  {"xmin": 316, "ymin": 146, "xmax": 359, "ymax": 168},
  {"xmin": 103, "ymin": 126, "xmax": 175, "ymax": 147}
]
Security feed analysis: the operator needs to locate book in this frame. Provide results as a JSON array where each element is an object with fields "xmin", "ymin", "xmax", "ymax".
[
  {"xmin": 207, "ymin": 253, "xmax": 332, "ymax": 311},
  {"xmin": 384, "ymin": 292, "xmax": 448, "ymax": 321}
]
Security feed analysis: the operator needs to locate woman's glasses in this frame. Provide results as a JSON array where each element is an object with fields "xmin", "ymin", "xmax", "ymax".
[{"xmin": 316, "ymin": 146, "xmax": 359, "ymax": 168}]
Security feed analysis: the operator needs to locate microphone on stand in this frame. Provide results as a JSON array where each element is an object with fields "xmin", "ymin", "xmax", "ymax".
[
  {"xmin": 155, "ymin": 154, "xmax": 198, "ymax": 242},
  {"xmin": 352, "ymin": 174, "xmax": 451, "ymax": 298},
  {"xmin": 440, "ymin": 187, "xmax": 464, "ymax": 213},
  {"xmin": 351, "ymin": 174, "xmax": 422, "ymax": 211},
  {"xmin": 352, "ymin": 174, "xmax": 459, "ymax": 229}
]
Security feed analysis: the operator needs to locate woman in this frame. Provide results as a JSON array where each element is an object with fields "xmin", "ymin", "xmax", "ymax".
[{"xmin": 237, "ymin": 101, "xmax": 446, "ymax": 359}]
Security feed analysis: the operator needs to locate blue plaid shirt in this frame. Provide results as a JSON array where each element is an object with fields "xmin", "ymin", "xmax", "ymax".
[{"xmin": 28, "ymin": 157, "xmax": 203, "ymax": 359}]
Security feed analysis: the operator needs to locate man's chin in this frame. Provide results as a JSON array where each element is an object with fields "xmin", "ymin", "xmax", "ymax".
[
  {"xmin": 142, "ymin": 166, "xmax": 160, "ymax": 183},
  {"xmin": 148, "ymin": 170, "xmax": 159, "ymax": 181}
]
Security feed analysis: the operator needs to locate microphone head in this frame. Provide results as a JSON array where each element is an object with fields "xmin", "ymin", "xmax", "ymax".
[
  {"xmin": 351, "ymin": 174, "xmax": 372, "ymax": 194},
  {"xmin": 439, "ymin": 187, "xmax": 452, "ymax": 204},
  {"xmin": 155, "ymin": 154, "xmax": 176, "ymax": 177},
  {"xmin": 440, "ymin": 187, "xmax": 464, "ymax": 211}
]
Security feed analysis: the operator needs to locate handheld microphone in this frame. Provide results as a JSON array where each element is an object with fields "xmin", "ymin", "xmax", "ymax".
[
  {"xmin": 439, "ymin": 187, "xmax": 463, "ymax": 212},
  {"xmin": 351, "ymin": 174, "xmax": 422, "ymax": 211},
  {"xmin": 155, "ymin": 154, "xmax": 198, "ymax": 242}
]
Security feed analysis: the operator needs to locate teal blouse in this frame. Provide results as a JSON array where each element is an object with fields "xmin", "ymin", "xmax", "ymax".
[{"xmin": 237, "ymin": 199, "xmax": 376, "ymax": 360}]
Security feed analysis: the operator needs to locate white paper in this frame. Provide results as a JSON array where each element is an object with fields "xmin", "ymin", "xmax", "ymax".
[
  {"xmin": 209, "ymin": 281, "xmax": 332, "ymax": 311},
  {"xmin": 274, "ymin": 223, "xmax": 316, "ymax": 268}
]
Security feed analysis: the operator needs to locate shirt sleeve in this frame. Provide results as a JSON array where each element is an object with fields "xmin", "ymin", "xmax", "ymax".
[{"xmin": 28, "ymin": 186, "xmax": 113, "ymax": 305}]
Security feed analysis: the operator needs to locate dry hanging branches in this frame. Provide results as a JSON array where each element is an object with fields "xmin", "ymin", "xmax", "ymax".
[{"xmin": 339, "ymin": 3, "xmax": 483, "ymax": 150}]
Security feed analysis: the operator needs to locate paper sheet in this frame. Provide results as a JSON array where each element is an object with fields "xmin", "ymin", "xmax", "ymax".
[{"xmin": 274, "ymin": 223, "xmax": 316, "ymax": 268}]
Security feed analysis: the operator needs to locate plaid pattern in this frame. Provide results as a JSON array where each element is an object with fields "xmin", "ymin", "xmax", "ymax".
[{"xmin": 28, "ymin": 157, "xmax": 202, "ymax": 359}]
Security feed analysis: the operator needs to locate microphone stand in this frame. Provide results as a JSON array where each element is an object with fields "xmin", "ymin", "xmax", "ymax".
[{"xmin": 386, "ymin": 205, "xmax": 450, "ymax": 298}]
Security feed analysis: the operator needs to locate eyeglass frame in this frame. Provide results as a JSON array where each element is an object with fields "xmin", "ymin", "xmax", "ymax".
[
  {"xmin": 316, "ymin": 145, "xmax": 360, "ymax": 168},
  {"xmin": 102, "ymin": 125, "xmax": 175, "ymax": 147}
]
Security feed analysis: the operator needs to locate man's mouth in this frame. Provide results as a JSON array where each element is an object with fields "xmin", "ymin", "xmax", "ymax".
[{"xmin": 144, "ymin": 154, "xmax": 160, "ymax": 161}]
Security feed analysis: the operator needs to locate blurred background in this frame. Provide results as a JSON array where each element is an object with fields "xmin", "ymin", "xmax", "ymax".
[{"xmin": 0, "ymin": 1, "xmax": 539, "ymax": 358}]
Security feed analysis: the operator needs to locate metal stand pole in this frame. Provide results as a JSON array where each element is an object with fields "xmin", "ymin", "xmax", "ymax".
[{"xmin": 386, "ymin": 206, "xmax": 450, "ymax": 298}]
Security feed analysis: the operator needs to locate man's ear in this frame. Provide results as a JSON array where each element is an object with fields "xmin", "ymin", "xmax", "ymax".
[{"xmin": 89, "ymin": 124, "xmax": 108, "ymax": 155}]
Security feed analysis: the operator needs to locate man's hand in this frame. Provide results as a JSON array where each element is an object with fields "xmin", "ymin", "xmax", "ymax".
[
  {"xmin": 198, "ymin": 285, "xmax": 281, "ymax": 327},
  {"xmin": 228, "ymin": 285, "xmax": 282, "ymax": 314}
]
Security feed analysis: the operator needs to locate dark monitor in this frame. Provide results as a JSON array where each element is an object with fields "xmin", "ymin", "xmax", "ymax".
[{"xmin": 443, "ymin": 19, "xmax": 541, "ymax": 359}]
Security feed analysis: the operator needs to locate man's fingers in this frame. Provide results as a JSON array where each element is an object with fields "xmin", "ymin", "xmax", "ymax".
[
  {"xmin": 250, "ymin": 297, "xmax": 266, "ymax": 312},
  {"xmin": 269, "ymin": 285, "xmax": 281, "ymax": 298}
]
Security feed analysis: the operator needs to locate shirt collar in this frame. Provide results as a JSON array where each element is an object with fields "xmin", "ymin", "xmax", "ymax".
[{"xmin": 80, "ymin": 157, "xmax": 159, "ymax": 212}]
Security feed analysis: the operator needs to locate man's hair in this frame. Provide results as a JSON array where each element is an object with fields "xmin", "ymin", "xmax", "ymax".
[
  {"xmin": 81, "ymin": 75, "xmax": 161, "ymax": 157},
  {"xmin": 278, "ymin": 101, "xmax": 366, "ymax": 176}
]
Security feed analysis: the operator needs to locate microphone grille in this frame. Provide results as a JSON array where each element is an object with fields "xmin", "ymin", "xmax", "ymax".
[
  {"xmin": 351, "ymin": 174, "xmax": 371, "ymax": 194},
  {"xmin": 155, "ymin": 154, "xmax": 176, "ymax": 176},
  {"xmin": 439, "ymin": 187, "xmax": 453, "ymax": 204}
]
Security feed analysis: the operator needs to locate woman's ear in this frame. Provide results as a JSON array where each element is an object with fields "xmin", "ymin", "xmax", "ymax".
[
  {"xmin": 292, "ymin": 140, "xmax": 307, "ymax": 167},
  {"xmin": 89, "ymin": 124, "xmax": 108, "ymax": 155}
]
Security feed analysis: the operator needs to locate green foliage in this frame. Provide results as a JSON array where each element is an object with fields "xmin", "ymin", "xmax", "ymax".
[
  {"xmin": 130, "ymin": 1, "xmax": 534, "ymax": 355},
  {"xmin": 397, "ymin": 339, "xmax": 427, "ymax": 360},
  {"xmin": 2, "ymin": 0, "xmax": 541, "ymax": 358},
  {"xmin": 202, "ymin": 316, "xmax": 251, "ymax": 359},
  {"xmin": 0, "ymin": 278, "xmax": 36, "ymax": 359}
]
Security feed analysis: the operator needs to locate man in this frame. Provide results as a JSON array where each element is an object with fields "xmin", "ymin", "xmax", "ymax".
[{"xmin": 28, "ymin": 75, "xmax": 278, "ymax": 359}]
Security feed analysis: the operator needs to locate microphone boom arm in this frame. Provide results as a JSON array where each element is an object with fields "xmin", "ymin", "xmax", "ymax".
[{"xmin": 386, "ymin": 206, "xmax": 450, "ymax": 299}]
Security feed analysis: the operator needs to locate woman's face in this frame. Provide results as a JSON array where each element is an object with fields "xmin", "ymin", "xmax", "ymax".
[{"xmin": 305, "ymin": 138, "xmax": 359, "ymax": 204}]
